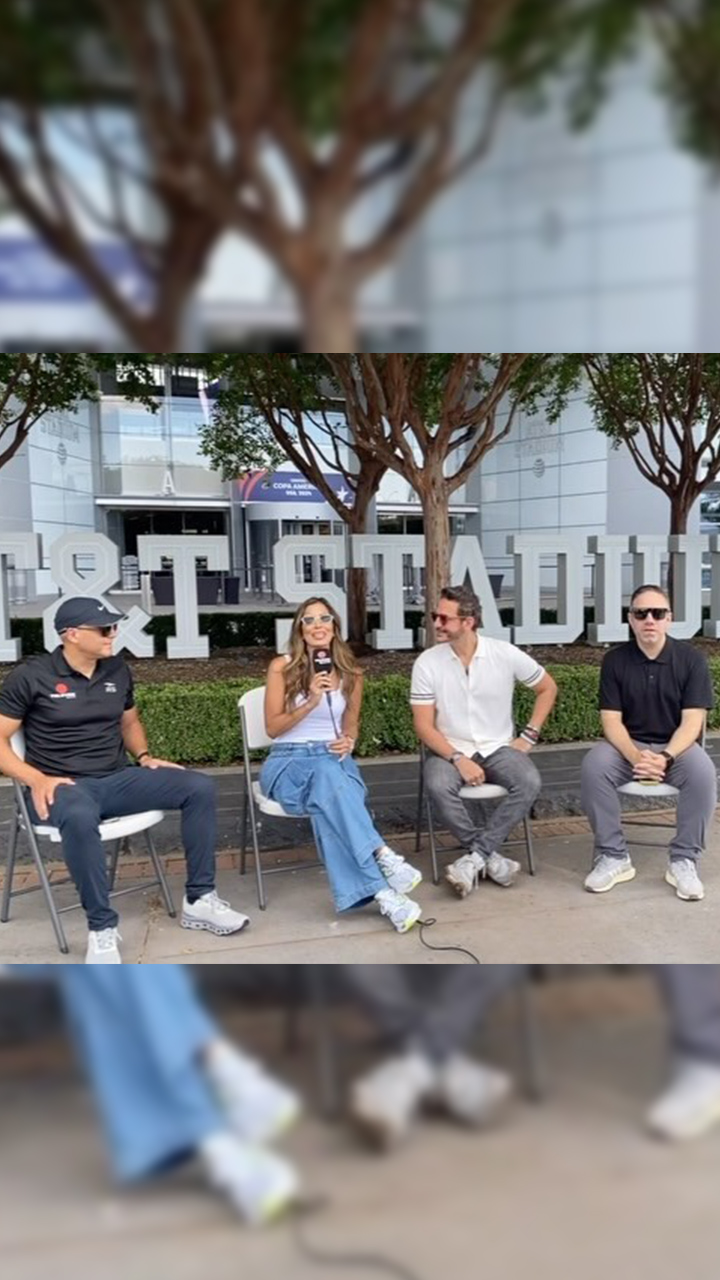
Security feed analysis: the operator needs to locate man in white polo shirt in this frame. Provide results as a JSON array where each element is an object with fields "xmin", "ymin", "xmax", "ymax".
[{"xmin": 411, "ymin": 585, "xmax": 557, "ymax": 896}]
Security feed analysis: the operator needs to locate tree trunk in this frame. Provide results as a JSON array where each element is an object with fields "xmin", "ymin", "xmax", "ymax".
[
  {"xmin": 297, "ymin": 271, "xmax": 360, "ymax": 353},
  {"xmin": 668, "ymin": 497, "xmax": 690, "ymax": 610},
  {"xmin": 420, "ymin": 473, "xmax": 452, "ymax": 640},
  {"xmin": 128, "ymin": 316, "xmax": 186, "ymax": 352},
  {"xmin": 346, "ymin": 566, "xmax": 368, "ymax": 647},
  {"xmin": 346, "ymin": 500, "xmax": 375, "ymax": 646}
]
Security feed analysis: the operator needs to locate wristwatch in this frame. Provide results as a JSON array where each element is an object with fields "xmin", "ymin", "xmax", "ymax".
[
  {"xmin": 661, "ymin": 750, "xmax": 675, "ymax": 767},
  {"xmin": 449, "ymin": 751, "xmax": 464, "ymax": 767}
]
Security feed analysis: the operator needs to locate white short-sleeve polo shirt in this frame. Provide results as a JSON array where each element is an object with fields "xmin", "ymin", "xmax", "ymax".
[{"xmin": 410, "ymin": 634, "xmax": 546, "ymax": 758}]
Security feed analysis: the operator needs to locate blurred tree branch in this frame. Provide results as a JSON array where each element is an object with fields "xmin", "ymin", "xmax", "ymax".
[{"xmin": 0, "ymin": 0, "xmax": 532, "ymax": 351}]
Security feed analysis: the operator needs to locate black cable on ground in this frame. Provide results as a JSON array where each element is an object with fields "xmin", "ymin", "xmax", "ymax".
[
  {"xmin": 291, "ymin": 1198, "xmax": 425, "ymax": 1280},
  {"xmin": 416, "ymin": 917, "xmax": 481, "ymax": 963}
]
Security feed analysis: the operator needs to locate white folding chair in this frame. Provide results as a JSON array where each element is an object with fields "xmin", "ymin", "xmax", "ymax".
[
  {"xmin": 618, "ymin": 716, "xmax": 713, "ymax": 854},
  {"xmin": 414, "ymin": 743, "xmax": 537, "ymax": 884},
  {"xmin": 238, "ymin": 688, "xmax": 321, "ymax": 911},
  {"xmin": 0, "ymin": 730, "xmax": 176, "ymax": 955}
]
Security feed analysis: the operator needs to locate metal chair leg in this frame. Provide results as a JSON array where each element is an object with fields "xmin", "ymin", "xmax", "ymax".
[
  {"xmin": 414, "ymin": 759, "xmax": 425, "ymax": 855},
  {"xmin": 516, "ymin": 977, "xmax": 545, "ymax": 1102},
  {"xmin": 524, "ymin": 816, "xmax": 537, "ymax": 876},
  {"xmin": 247, "ymin": 790, "xmax": 267, "ymax": 911},
  {"xmin": 107, "ymin": 838, "xmax": 122, "ymax": 891},
  {"xmin": 15, "ymin": 788, "xmax": 69, "ymax": 955},
  {"xmin": 240, "ymin": 787, "xmax": 249, "ymax": 876},
  {"xmin": 426, "ymin": 797, "xmax": 440, "ymax": 885},
  {"xmin": 304, "ymin": 967, "xmax": 343, "ymax": 1120},
  {"xmin": 282, "ymin": 969, "xmax": 304, "ymax": 1053},
  {"xmin": 1, "ymin": 810, "xmax": 20, "ymax": 923},
  {"xmin": 144, "ymin": 829, "xmax": 177, "ymax": 917}
]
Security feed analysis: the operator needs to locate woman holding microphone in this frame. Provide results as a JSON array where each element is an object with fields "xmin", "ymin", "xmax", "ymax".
[{"xmin": 260, "ymin": 597, "xmax": 423, "ymax": 933}]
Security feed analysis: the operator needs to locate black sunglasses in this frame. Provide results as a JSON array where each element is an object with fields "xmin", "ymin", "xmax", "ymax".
[
  {"xmin": 77, "ymin": 624, "xmax": 119, "ymax": 637},
  {"xmin": 431, "ymin": 611, "xmax": 467, "ymax": 625},
  {"xmin": 630, "ymin": 608, "xmax": 669, "ymax": 621}
]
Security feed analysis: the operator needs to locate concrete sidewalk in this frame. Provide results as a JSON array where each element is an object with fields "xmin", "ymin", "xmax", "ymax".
[
  {"xmin": 2, "ymin": 977, "xmax": 719, "ymax": 1280},
  {"xmin": 1, "ymin": 818, "xmax": 718, "ymax": 963}
]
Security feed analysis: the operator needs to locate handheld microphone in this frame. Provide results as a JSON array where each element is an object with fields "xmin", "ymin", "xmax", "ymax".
[
  {"xmin": 312, "ymin": 649, "xmax": 333, "ymax": 681},
  {"xmin": 312, "ymin": 649, "xmax": 339, "ymax": 737}
]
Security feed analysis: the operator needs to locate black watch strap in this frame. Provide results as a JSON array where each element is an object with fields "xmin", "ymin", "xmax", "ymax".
[{"xmin": 661, "ymin": 750, "xmax": 675, "ymax": 766}]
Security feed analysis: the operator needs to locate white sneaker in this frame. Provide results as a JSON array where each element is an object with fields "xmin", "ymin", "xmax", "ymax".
[
  {"xmin": 204, "ymin": 1041, "xmax": 301, "ymax": 1146},
  {"xmin": 182, "ymin": 891, "xmax": 250, "ymax": 936},
  {"xmin": 647, "ymin": 1060, "xmax": 720, "ymax": 1141},
  {"xmin": 484, "ymin": 850, "xmax": 521, "ymax": 888},
  {"xmin": 376, "ymin": 846, "xmax": 423, "ymax": 894},
  {"xmin": 85, "ymin": 927, "xmax": 122, "ymax": 964},
  {"xmin": 584, "ymin": 855, "xmax": 636, "ymax": 894},
  {"xmin": 665, "ymin": 858, "xmax": 705, "ymax": 901},
  {"xmin": 375, "ymin": 887, "xmax": 422, "ymax": 934},
  {"xmin": 349, "ymin": 1053, "xmax": 437, "ymax": 1149},
  {"xmin": 200, "ymin": 1132, "xmax": 299, "ymax": 1224},
  {"xmin": 445, "ymin": 851, "xmax": 485, "ymax": 899},
  {"xmin": 434, "ymin": 1054, "xmax": 514, "ymax": 1126}
]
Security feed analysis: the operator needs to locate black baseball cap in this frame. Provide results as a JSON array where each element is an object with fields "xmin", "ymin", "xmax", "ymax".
[{"xmin": 55, "ymin": 597, "xmax": 126, "ymax": 633}]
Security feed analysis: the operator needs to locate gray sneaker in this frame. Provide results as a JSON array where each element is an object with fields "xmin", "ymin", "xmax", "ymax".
[
  {"xmin": 434, "ymin": 1054, "xmax": 514, "ymax": 1127},
  {"xmin": 349, "ymin": 1053, "xmax": 437, "ymax": 1149},
  {"xmin": 484, "ymin": 850, "xmax": 521, "ymax": 888},
  {"xmin": 584, "ymin": 855, "xmax": 636, "ymax": 894},
  {"xmin": 445, "ymin": 851, "xmax": 486, "ymax": 898},
  {"xmin": 647, "ymin": 1060, "xmax": 720, "ymax": 1140},
  {"xmin": 665, "ymin": 858, "xmax": 705, "ymax": 901}
]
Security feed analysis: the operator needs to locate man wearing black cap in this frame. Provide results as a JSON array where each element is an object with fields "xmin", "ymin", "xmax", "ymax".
[{"xmin": 0, "ymin": 596, "xmax": 249, "ymax": 963}]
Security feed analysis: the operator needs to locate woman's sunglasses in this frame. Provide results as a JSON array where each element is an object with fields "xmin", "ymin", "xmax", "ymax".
[
  {"xmin": 301, "ymin": 614, "xmax": 334, "ymax": 627},
  {"xmin": 630, "ymin": 608, "xmax": 669, "ymax": 621}
]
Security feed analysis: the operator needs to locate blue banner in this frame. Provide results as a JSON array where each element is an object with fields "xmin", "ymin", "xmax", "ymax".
[
  {"xmin": 237, "ymin": 469, "xmax": 355, "ymax": 508},
  {"xmin": 0, "ymin": 237, "xmax": 153, "ymax": 304}
]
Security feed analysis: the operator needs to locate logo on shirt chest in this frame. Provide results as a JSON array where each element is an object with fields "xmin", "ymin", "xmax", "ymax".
[
  {"xmin": 104, "ymin": 682, "xmax": 117, "ymax": 694},
  {"xmin": 50, "ymin": 682, "xmax": 76, "ymax": 700}
]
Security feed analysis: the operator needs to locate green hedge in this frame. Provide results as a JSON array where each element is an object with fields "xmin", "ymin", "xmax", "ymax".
[
  {"xmin": 125, "ymin": 664, "xmax": 559, "ymax": 766},
  {"xmin": 135, "ymin": 679, "xmax": 256, "ymax": 766},
  {"xmin": 133, "ymin": 660, "xmax": 720, "ymax": 766},
  {"xmin": 10, "ymin": 607, "xmax": 719, "ymax": 657},
  {"xmin": 10, "ymin": 613, "xmax": 295, "ymax": 656},
  {"xmin": 11, "ymin": 610, "xmax": 427, "ymax": 655}
]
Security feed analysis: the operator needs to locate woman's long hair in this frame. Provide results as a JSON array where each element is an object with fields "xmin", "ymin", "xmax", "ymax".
[{"xmin": 283, "ymin": 597, "xmax": 359, "ymax": 710}]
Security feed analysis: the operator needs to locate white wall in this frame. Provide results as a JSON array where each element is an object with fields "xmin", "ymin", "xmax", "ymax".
[{"xmin": 422, "ymin": 53, "xmax": 700, "ymax": 351}]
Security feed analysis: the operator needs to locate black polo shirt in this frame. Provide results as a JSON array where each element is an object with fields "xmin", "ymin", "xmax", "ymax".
[
  {"xmin": 599, "ymin": 636, "xmax": 714, "ymax": 743},
  {"xmin": 0, "ymin": 648, "xmax": 135, "ymax": 778}
]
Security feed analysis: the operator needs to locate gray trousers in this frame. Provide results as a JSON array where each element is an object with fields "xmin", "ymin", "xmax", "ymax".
[
  {"xmin": 580, "ymin": 739, "xmax": 717, "ymax": 864},
  {"xmin": 343, "ymin": 965, "xmax": 720, "ymax": 1068},
  {"xmin": 654, "ymin": 965, "xmax": 720, "ymax": 1064},
  {"xmin": 424, "ymin": 748, "xmax": 541, "ymax": 858},
  {"xmin": 343, "ymin": 964, "xmax": 523, "ymax": 1062}
]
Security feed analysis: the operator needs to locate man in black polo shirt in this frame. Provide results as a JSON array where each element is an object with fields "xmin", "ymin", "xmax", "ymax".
[
  {"xmin": 0, "ymin": 597, "xmax": 249, "ymax": 963},
  {"xmin": 581, "ymin": 583, "xmax": 716, "ymax": 901}
]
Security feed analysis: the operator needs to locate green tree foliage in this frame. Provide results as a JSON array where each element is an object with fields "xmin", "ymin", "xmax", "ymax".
[
  {"xmin": 0, "ymin": 353, "xmax": 159, "ymax": 471},
  {"xmin": 544, "ymin": 353, "xmax": 720, "ymax": 539}
]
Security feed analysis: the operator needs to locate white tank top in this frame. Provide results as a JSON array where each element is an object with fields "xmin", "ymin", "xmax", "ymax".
[{"xmin": 275, "ymin": 688, "xmax": 347, "ymax": 743}]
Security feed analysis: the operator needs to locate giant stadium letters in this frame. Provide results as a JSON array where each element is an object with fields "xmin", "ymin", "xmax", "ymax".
[{"xmin": 0, "ymin": 532, "xmax": 717, "ymax": 660}]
